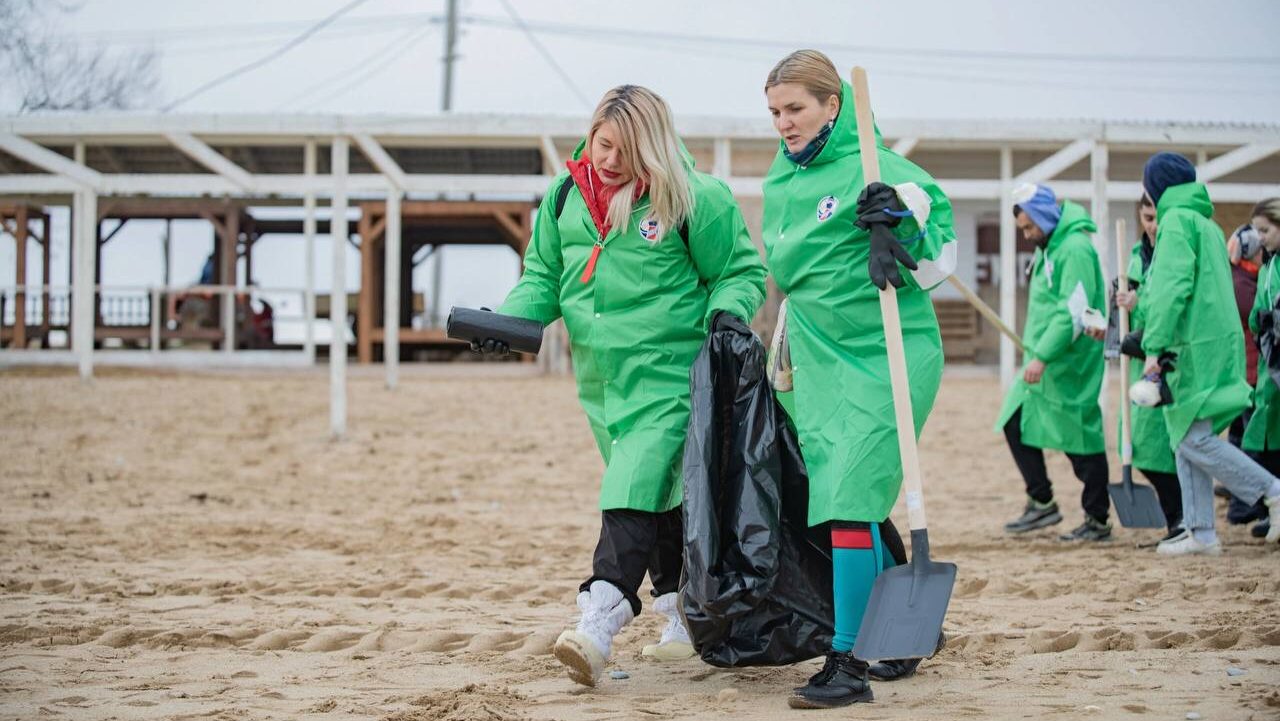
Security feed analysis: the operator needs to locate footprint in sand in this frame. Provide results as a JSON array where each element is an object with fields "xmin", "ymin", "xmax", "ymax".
[
  {"xmin": 245, "ymin": 629, "xmax": 312, "ymax": 651},
  {"xmin": 1028, "ymin": 630, "xmax": 1080, "ymax": 654},
  {"xmin": 407, "ymin": 631, "xmax": 473, "ymax": 653}
]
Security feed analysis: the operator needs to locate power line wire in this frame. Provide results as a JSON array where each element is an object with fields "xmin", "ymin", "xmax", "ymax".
[
  {"xmin": 299, "ymin": 24, "xmax": 440, "ymax": 111},
  {"xmin": 461, "ymin": 13, "xmax": 1280, "ymax": 68},
  {"xmin": 494, "ymin": 0, "xmax": 591, "ymax": 109},
  {"xmin": 276, "ymin": 18, "xmax": 439, "ymax": 110},
  {"xmin": 161, "ymin": 0, "xmax": 374, "ymax": 112}
]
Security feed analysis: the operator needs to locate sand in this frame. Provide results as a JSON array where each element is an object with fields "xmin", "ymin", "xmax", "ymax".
[{"xmin": 1, "ymin": 364, "xmax": 1278, "ymax": 721}]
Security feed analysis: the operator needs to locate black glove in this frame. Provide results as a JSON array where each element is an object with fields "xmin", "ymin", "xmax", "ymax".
[
  {"xmin": 711, "ymin": 310, "xmax": 751, "ymax": 336},
  {"xmin": 855, "ymin": 181, "xmax": 905, "ymax": 229},
  {"xmin": 468, "ymin": 307, "xmax": 510, "ymax": 356},
  {"xmin": 1120, "ymin": 330, "xmax": 1145, "ymax": 360},
  {"xmin": 866, "ymin": 223, "xmax": 918, "ymax": 290},
  {"xmin": 856, "ymin": 182, "xmax": 917, "ymax": 290}
]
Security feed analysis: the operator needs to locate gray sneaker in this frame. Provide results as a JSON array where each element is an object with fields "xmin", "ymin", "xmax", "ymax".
[
  {"xmin": 1058, "ymin": 516, "xmax": 1112, "ymax": 542},
  {"xmin": 1004, "ymin": 499, "xmax": 1063, "ymax": 534}
]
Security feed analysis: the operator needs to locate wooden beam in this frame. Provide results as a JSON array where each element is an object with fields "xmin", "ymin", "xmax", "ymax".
[
  {"xmin": 892, "ymin": 137, "xmax": 919, "ymax": 158},
  {"xmin": 99, "ymin": 218, "xmax": 128, "ymax": 246},
  {"xmin": 14, "ymin": 206, "xmax": 28, "ymax": 349},
  {"xmin": 164, "ymin": 132, "xmax": 255, "ymax": 192},
  {"xmin": 41, "ymin": 213, "xmax": 51, "ymax": 344},
  {"xmin": 1013, "ymin": 138, "xmax": 1095, "ymax": 187},
  {"xmin": 352, "ymin": 133, "xmax": 408, "ymax": 190},
  {"xmin": 0, "ymin": 134, "xmax": 103, "ymax": 189},
  {"xmin": 492, "ymin": 211, "xmax": 525, "ymax": 248},
  {"xmin": 1196, "ymin": 143, "xmax": 1280, "ymax": 182}
]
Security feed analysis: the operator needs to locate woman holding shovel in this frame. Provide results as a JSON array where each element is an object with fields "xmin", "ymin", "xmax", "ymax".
[
  {"xmin": 761, "ymin": 49, "xmax": 956, "ymax": 709},
  {"xmin": 481, "ymin": 84, "xmax": 767, "ymax": 686},
  {"xmin": 1112, "ymin": 195, "xmax": 1184, "ymax": 539}
]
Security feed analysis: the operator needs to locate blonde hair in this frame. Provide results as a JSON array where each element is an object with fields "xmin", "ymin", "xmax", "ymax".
[
  {"xmin": 764, "ymin": 49, "xmax": 842, "ymax": 104},
  {"xmin": 1253, "ymin": 197, "xmax": 1280, "ymax": 227},
  {"xmin": 587, "ymin": 85, "xmax": 693, "ymax": 241}
]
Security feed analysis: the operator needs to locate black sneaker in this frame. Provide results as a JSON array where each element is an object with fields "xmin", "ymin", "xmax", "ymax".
[
  {"xmin": 867, "ymin": 632, "xmax": 946, "ymax": 682},
  {"xmin": 1252, "ymin": 520, "xmax": 1271, "ymax": 539},
  {"xmin": 1058, "ymin": 516, "xmax": 1112, "ymax": 542},
  {"xmin": 1004, "ymin": 499, "xmax": 1063, "ymax": 534},
  {"xmin": 788, "ymin": 651, "xmax": 873, "ymax": 709},
  {"xmin": 1227, "ymin": 495, "xmax": 1267, "ymax": 525}
]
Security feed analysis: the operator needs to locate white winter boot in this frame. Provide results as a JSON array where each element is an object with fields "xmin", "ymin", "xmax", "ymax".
[
  {"xmin": 641, "ymin": 592, "xmax": 695, "ymax": 661},
  {"xmin": 553, "ymin": 580, "xmax": 635, "ymax": 687}
]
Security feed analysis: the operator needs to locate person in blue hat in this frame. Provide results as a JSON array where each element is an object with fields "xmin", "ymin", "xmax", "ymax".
[
  {"xmin": 1134, "ymin": 153, "xmax": 1280, "ymax": 554},
  {"xmin": 995, "ymin": 183, "xmax": 1111, "ymax": 541}
]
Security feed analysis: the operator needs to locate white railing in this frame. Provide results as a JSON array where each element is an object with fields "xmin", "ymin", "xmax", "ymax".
[{"xmin": 0, "ymin": 284, "xmax": 320, "ymax": 362}]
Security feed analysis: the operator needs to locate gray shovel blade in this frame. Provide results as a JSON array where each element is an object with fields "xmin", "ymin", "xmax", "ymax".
[
  {"xmin": 1108, "ymin": 465, "xmax": 1165, "ymax": 529},
  {"xmin": 853, "ymin": 529, "xmax": 956, "ymax": 662}
]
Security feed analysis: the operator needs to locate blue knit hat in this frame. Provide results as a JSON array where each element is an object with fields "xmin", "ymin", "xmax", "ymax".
[
  {"xmin": 1012, "ymin": 183, "xmax": 1062, "ymax": 236},
  {"xmin": 1143, "ymin": 152, "xmax": 1196, "ymax": 205}
]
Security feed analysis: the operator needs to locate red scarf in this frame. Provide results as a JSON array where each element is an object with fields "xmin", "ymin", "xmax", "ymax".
[{"xmin": 565, "ymin": 157, "xmax": 646, "ymax": 283}]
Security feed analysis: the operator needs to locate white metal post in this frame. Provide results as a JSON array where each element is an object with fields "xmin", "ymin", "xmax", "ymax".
[
  {"xmin": 330, "ymin": 137, "xmax": 349, "ymax": 438},
  {"xmin": 1091, "ymin": 141, "xmax": 1110, "ymax": 275},
  {"xmin": 999, "ymin": 146, "xmax": 1016, "ymax": 390},
  {"xmin": 1091, "ymin": 141, "xmax": 1111, "ymax": 412},
  {"xmin": 71, "ymin": 141, "xmax": 96, "ymax": 380},
  {"xmin": 303, "ymin": 140, "xmax": 317, "ymax": 364},
  {"xmin": 384, "ymin": 189, "xmax": 401, "ymax": 390}
]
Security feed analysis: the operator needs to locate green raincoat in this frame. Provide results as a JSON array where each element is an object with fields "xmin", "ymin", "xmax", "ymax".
[
  {"xmin": 1140, "ymin": 182, "xmax": 1250, "ymax": 449},
  {"xmin": 1244, "ymin": 255, "xmax": 1280, "ymax": 452},
  {"xmin": 995, "ymin": 201, "xmax": 1106, "ymax": 454},
  {"xmin": 1119, "ymin": 240, "xmax": 1177, "ymax": 473},
  {"xmin": 762, "ymin": 81, "xmax": 957, "ymax": 526},
  {"xmin": 500, "ymin": 143, "xmax": 766, "ymax": 513}
]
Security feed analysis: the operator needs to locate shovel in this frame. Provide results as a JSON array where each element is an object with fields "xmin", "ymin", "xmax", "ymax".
[
  {"xmin": 848, "ymin": 67, "xmax": 956, "ymax": 663},
  {"xmin": 1107, "ymin": 219, "xmax": 1166, "ymax": 529},
  {"xmin": 947, "ymin": 275, "xmax": 1025, "ymax": 352}
]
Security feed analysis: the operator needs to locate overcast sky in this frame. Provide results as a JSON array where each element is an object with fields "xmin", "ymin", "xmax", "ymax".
[
  {"xmin": 36, "ymin": 0, "xmax": 1280, "ymax": 121},
  {"xmin": 3, "ymin": 0, "xmax": 1279, "ymax": 339}
]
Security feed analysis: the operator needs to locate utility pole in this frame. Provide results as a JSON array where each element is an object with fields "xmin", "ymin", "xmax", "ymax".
[{"xmin": 441, "ymin": 0, "xmax": 459, "ymax": 112}]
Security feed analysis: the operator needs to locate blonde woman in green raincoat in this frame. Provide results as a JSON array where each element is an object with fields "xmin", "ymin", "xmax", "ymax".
[
  {"xmin": 761, "ymin": 50, "xmax": 957, "ymax": 710},
  {"xmin": 475, "ymin": 85, "xmax": 766, "ymax": 686},
  {"xmin": 1135, "ymin": 153, "xmax": 1280, "ymax": 555}
]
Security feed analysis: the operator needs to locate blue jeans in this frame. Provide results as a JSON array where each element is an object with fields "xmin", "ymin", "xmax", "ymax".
[{"xmin": 1176, "ymin": 420, "xmax": 1277, "ymax": 533}]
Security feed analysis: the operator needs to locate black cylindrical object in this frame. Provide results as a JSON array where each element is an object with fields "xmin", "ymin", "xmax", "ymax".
[{"xmin": 446, "ymin": 306, "xmax": 544, "ymax": 354}]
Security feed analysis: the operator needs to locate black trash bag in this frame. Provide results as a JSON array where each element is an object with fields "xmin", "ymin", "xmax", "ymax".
[{"xmin": 679, "ymin": 313, "xmax": 834, "ymax": 667}]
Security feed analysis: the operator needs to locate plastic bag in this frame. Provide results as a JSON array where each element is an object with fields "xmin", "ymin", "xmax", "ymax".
[{"xmin": 679, "ymin": 313, "xmax": 834, "ymax": 667}]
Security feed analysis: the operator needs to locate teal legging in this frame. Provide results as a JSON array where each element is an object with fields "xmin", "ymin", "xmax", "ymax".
[{"xmin": 831, "ymin": 523, "xmax": 897, "ymax": 653}]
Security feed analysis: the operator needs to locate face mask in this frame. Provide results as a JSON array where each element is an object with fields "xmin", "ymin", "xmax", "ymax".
[
  {"xmin": 783, "ymin": 118, "xmax": 835, "ymax": 167},
  {"xmin": 1237, "ymin": 224, "xmax": 1261, "ymax": 260}
]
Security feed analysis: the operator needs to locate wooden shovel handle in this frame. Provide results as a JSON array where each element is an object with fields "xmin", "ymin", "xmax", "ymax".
[{"xmin": 852, "ymin": 67, "xmax": 929, "ymax": 532}]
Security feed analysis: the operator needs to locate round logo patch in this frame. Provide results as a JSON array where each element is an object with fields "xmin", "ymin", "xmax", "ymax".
[
  {"xmin": 817, "ymin": 195, "xmax": 839, "ymax": 222},
  {"xmin": 639, "ymin": 216, "xmax": 661, "ymax": 242}
]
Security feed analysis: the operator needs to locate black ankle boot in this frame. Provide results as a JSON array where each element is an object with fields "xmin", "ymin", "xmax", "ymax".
[
  {"xmin": 788, "ymin": 651, "xmax": 873, "ymax": 709},
  {"xmin": 867, "ymin": 632, "xmax": 947, "ymax": 682}
]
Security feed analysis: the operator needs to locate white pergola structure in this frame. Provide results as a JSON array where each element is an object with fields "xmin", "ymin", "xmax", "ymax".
[{"xmin": 1, "ymin": 113, "xmax": 1277, "ymax": 437}]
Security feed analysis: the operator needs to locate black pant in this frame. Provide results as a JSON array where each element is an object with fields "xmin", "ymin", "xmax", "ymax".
[
  {"xmin": 583, "ymin": 507, "xmax": 683, "ymax": 615},
  {"xmin": 1138, "ymin": 468, "xmax": 1183, "ymax": 531},
  {"xmin": 1003, "ymin": 408, "xmax": 1110, "ymax": 522}
]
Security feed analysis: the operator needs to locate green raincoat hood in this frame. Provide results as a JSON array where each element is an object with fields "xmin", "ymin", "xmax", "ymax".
[
  {"xmin": 1048, "ymin": 200, "xmax": 1098, "ymax": 248},
  {"xmin": 779, "ymin": 80, "xmax": 883, "ymax": 168},
  {"xmin": 1156, "ymin": 182, "xmax": 1214, "ymax": 222}
]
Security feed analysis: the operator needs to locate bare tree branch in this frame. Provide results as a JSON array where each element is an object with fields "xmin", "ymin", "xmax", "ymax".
[{"xmin": 1, "ymin": 0, "xmax": 159, "ymax": 112}]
